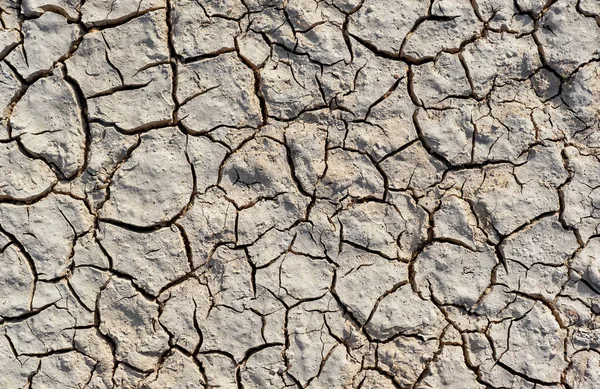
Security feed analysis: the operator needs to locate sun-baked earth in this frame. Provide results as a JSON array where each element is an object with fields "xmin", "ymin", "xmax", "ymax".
[{"xmin": 0, "ymin": 0, "xmax": 599, "ymax": 388}]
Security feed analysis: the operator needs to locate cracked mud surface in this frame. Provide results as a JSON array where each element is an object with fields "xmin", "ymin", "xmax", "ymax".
[{"xmin": 0, "ymin": 0, "xmax": 599, "ymax": 388}]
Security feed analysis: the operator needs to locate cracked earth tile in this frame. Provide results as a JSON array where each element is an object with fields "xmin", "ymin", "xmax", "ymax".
[
  {"xmin": 200, "ymin": 0, "xmax": 246, "ymax": 18},
  {"xmin": 500, "ymin": 215, "xmax": 578, "ymax": 267},
  {"xmin": 112, "ymin": 364, "xmax": 150, "ymax": 387},
  {"xmin": 544, "ymin": 100, "xmax": 600, "ymax": 148},
  {"xmin": 416, "ymin": 345, "xmax": 484, "ymax": 389},
  {"xmin": 365, "ymin": 283, "xmax": 446, "ymax": 341},
  {"xmin": 338, "ymin": 194, "xmax": 428, "ymax": 260},
  {"xmin": 257, "ymin": 252, "xmax": 333, "ymax": 304},
  {"xmin": 141, "ymin": 349, "xmax": 206, "ymax": 388},
  {"xmin": 380, "ymin": 140, "xmax": 446, "ymax": 194},
  {"xmin": 64, "ymin": 32, "xmax": 121, "ymax": 98},
  {"xmin": 0, "ymin": 193, "xmax": 93, "ymax": 280},
  {"xmin": 77, "ymin": 123, "xmax": 139, "ymax": 211},
  {"xmin": 285, "ymin": 119, "xmax": 327, "ymax": 193},
  {"xmin": 5, "ymin": 304, "xmax": 77, "ymax": 354},
  {"xmin": 0, "ymin": 141, "xmax": 56, "ymax": 201},
  {"xmin": 307, "ymin": 342, "xmax": 363, "ymax": 388},
  {"xmin": 0, "ymin": 61, "xmax": 21, "ymax": 112},
  {"xmin": 296, "ymin": 22, "xmax": 350, "ymax": 65},
  {"xmin": 186, "ymin": 134, "xmax": 228, "ymax": 194},
  {"xmin": 288, "ymin": 200, "xmax": 342, "ymax": 259},
  {"xmin": 470, "ymin": 286, "xmax": 536, "ymax": 328},
  {"xmin": 498, "ymin": 260, "xmax": 569, "ymax": 300},
  {"xmin": 335, "ymin": 245, "xmax": 408, "ymax": 324},
  {"xmin": 237, "ymin": 192, "xmax": 310, "ymax": 245},
  {"xmin": 32, "ymin": 278, "xmax": 94, "ymax": 325},
  {"xmin": 354, "ymin": 370, "xmax": 398, "ymax": 388},
  {"xmin": 471, "ymin": 81, "xmax": 541, "ymax": 164},
  {"xmin": 377, "ymin": 336, "xmax": 439, "ymax": 387},
  {"xmin": 0, "ymin": 334, "xmax": 38, "ymax": 387},
  {"xmin": 260, "ymin": 46, "xmax": 323, "ymax": 120},
  {"xmin": 0, "ymin": 1, "xmax": 19, "ymax": 30},
  {"xmin": 316, "ymin": 148, "xmax": 384, "ymax": 201},
  {"xmin": 10, "ymin": 69, "xmax": 86, "ymax": 179},
  {"xmin": 220, "ymin": 136, "xmax": 298, "ymax": 207},
  {"xmin": 22, "ymin": 0, "xmax": 79, "ymax": 20},
  {"xmin": 81, "ymin": 0, "xmax": 165, "ymax": 26},
  {"xmin": 87, "ymin": 63, "xmax": 174, "ymax": 132},
  {"xmin": 411, "ymin": 52, "xmax": 472, "ymax": 107},
  {"xmin": 0, "ymin": 245, "xmax": 33, "ymax": 317},
  {"xmin": 285, "ymin": 297, "xmax": 340, "ymax": 385},
  {"xmin": 237, "ymin": 30, "xmax": 270, "ymax": 68},
  {"xmin": 464, "ymin": 142, "xmax": 568, "ymax": 238},
  {"xmin": 462, "ymin": 32, "xmax": 541, "ymax": 99},
  {"xmin": 177, "ymin": 187, "xmax": 236, "ymax": 265},
  {"xmin": 98, "ymin": 276, "xmax": 170, "ymax": 371},
  {"xmin": 344, "ymin": 90, "xmax": 416, "ymax": 154},
  {"xmin": 98, "ymin": 223, "xmax": 189, "ymax": 295},
  {"xmin": 478, "ymin": 0, "xmax": 537, "ymax": 32},
  {"xmin": 554, "ymin": 295, "xmax": 592, "ymax": 331},
  {"xmin": 535, "ymin": 0, "xmax": 600, "ymax": 78},
  {"xmin": 324, "ymin": 41, "xmax": 407, "ymax": 119},
  {"xmin": 433, "ymin": 195, "xmax": 482, "ymax": 250},
  {"xmin": 0, "ymin": 29, "xmax": 19, "ymax": 58},
  {"xmin": 178, "ymin": 52, "xmax": 262, "ymax": 134},
  {"xmin": 69, "ymin": 266, "xmax": 110, "ymax": 310},
  {"xmin": 196, "ymin": 353, "xmax": 236, "ymax": 389},
  {"xmin": 202, "ymin": 245, "xmax": 253, "ymax": 311},
  {"xmin": 198, "ymin": 305, "xmax": 265, "ymax": 362},
  {"xmin": 244, "ymin": 6, "xmax": 296, "ymax": 50},
  {"xmin": 571, "ymin": 238, "xmax": 600, "ymax": 295},
  {"xmin": 565, "ymin": 351, "xmax": 600, "ymax": 389},
  {"xmin": 171, "ymin": 0, "xmax": 239, "ymax": 59},
  {"xmin": 158, "ymin": 277, "xmax": 208, "ymax": 353},
  {"xmin": 415, "ymin": 241, "xmax": 497, "ymax": 308},
  {"xmin": 71, "ymin": 233, "xmax": 110, "ymax": 268},
  {"xmin": 73, "ymin": 328, "xmax": 117, "ymax": 388},
  {"xmin": 347, "ymin": 0, "xmax": 428, "ymax": 55},
  {"xmin": 6, "ymin": 12, "xmax": 82, "ymax": 80},
  {"xmin": 208, "ymin": 126, "xmax": 258, "ymax": 150},
  {"xmin": 557, "ymin": 146, "xmax": 600, "ymax": 242},
  {"xmin": 414, "ymin": 105, "xmax": 475, "ymax": 166},
  {"xmin": 67, "ymin": 10, "xmax": 170, "ymax": 99},
  {"xmin": 285, "ymin": 0, "xmax": 344, "ymax": 31},
  {"xmin": 402, "ymin": 0, "xmax": 482, "ymax": 61},
  {"xmin": 497, "ymin": 302, "xmax": 568, "ymax": 384},
  {"xmin": 239, "ymin": 346, "xmax": 287, "ymax": 388},
  {"xmin": 562, "ymin": 60, "xmax": 600, "ymax": 131},
  {"xmin": 99, "ymin": 127, "xmax": 193, "ymax": 227},
  {"xmin": 246, "ymin": 227, "xmax": 293, "ymax": 267},
  {"xmin": 32, "ymin": 351, "xmax": 96, "ymax": 388},
  {"xmin": 91, "ymin": 10, "xmax": 169, "ymax": 82}
]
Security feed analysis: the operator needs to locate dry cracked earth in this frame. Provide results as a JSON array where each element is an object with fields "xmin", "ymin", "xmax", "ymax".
[{"xmin": 1, "ymin": 0, "xmax": 600, "ymax": 388}]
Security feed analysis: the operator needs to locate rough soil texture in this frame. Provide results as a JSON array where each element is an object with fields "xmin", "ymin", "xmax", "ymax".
[{"xmin": 0, "ymin": 0, "xmax": 599, "ymax": 388}]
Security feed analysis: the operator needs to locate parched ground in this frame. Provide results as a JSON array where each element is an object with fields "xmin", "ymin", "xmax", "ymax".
[{"xmin": 0, "ymin": 0, "xmax": 599, "ymax": 387}]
